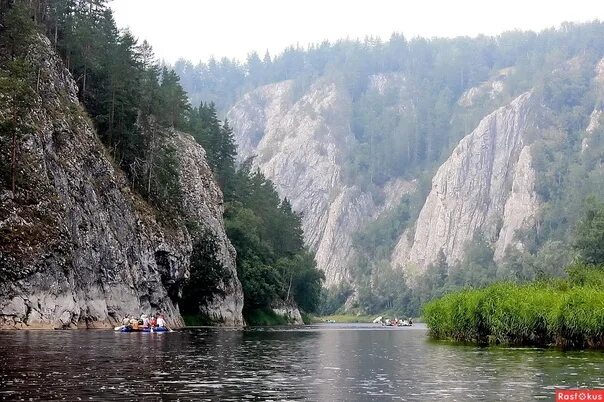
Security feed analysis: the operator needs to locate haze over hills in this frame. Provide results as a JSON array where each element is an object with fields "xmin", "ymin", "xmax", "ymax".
[{"xmin": 175, "ymin": 23, "xmax": 604, "ymax": 312}]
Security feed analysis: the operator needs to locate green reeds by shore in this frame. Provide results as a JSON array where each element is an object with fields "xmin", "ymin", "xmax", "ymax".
[{"xmin": 423, "ymin": 266, "xmax": 604, "ymax": 348}]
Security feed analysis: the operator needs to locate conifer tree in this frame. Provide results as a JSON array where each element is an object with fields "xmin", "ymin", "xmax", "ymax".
[
  {"xmin": 0, "ymin": 1, "xmax": 36, "ymax": 194},
  {"xmin": 216, "ymin": 118, "xmax": 237, "ymax": 194},
  {"xmin": 158, "ymin": 67, "xmax": 189, "ymax": 129}
]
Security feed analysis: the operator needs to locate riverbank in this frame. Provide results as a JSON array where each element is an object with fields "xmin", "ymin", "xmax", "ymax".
[{"xmin": 423, "ymin": 266, "xmax": 604, "ymax": 349}]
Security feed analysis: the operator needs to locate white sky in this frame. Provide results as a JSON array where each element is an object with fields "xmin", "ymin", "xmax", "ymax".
[{"xmin": 109, "ymin": 0, "xmax": 604, "ymax": 64}]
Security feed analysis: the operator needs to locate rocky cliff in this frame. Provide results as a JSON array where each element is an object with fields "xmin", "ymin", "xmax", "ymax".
[
  {"xmin": 583, "ymin": 58, "xmax": 604, "ymax": 152},
  {"xmin": 227, "ymin": 79, "xmax": 414, "ymax": 285},
  {"xmin": 0, "ymin": 37, "xmax": 243, "ymax": 329},
  {"xmin": 391, "ymin": 92, "xmax": 539, "ymax": 272},
  {"xmin": 227, "ymin": 70, "xmax": 543, "ymax": 286}
]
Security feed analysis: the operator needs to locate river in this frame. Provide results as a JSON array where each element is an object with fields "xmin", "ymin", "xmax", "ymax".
[{"xmin": 1, "ymin": 324, "xmax": 603, "ymax": 400}]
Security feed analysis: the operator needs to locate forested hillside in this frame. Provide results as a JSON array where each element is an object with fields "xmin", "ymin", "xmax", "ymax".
[
  {"xmin": 0, "ymin": 0, "xmax": 323, "ymax": 326},
  {"xmin": 176, "ymin": 22, "xmax": 604, "ymax": 316}
]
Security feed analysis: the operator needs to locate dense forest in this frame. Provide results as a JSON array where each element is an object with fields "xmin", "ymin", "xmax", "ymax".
[
  {"xmin": 175, "ymin": 21, "xmax": 604, "ymax": 317},
  {"xmin": 0, "ymin": 0, "xmax": 323, "ymax": 322},
  {"xmin": 175, "ymin": 23, "xmax": 604, "ymax": 185}
]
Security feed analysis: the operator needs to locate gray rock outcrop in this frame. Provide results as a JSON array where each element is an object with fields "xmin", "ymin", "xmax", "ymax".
[
  {"xmin": 0, "ymin": 37, "xmax": 243, "ymax": 329},
  {"xmin": 391, "ymin": 92, "xmax": 538, "ymax": 273},
  {"xmin": 227, "ymin": 79, "xmax": 414, "ymax": 286},
  {"xmin": 271, "ymin": 301, "xmax": 304, "ymax": 325},
  {"xmin": 583, "ymin": 58, "xmax": 604, "ymax": 152}
]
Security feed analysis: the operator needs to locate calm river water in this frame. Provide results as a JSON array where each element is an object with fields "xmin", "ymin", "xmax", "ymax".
[{"xmin": 1, "ymin": 324, "xmax": 603, "ymax": 401}]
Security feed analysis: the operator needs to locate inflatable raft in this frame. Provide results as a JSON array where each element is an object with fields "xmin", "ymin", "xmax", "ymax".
[{"xmin": 116, "ymin": 326, "xmax": 169, "ymax": 333}]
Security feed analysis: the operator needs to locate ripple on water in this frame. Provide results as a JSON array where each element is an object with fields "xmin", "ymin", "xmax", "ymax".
[{"xmin": 1, "ymin": 326, "xmax": 603, "ymax": 400}]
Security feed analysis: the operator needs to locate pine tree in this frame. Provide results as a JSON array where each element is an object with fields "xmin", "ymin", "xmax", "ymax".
[
  {"xmin": 158, "ymin": 67, "xmax": 189, "ymax": 129},
  {"xmin": 0, "ymin": 1, "xmax": 37, "ymax": 194},
  {"xmin": 216, "ymin": 118, "xmax": 237, "ymax": 194},
  {"xmin": 574, "ymin": 197, "xmax": 604, "ymax": 266}
]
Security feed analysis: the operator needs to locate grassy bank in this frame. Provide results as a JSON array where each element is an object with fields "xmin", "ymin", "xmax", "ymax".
[{"xmin": 423, "ymin": 266, "xmax": 604, "ymax": 348}]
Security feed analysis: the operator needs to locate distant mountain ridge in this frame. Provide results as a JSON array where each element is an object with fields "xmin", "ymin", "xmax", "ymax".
[{"xmin": 177, "ymin": 23, "xmax": 604, "ymax": 300}]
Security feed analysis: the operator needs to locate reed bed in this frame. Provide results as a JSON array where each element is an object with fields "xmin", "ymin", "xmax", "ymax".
[{"xmin": 423, "ymin": 269, "xmax": 604, "ymax": 348}]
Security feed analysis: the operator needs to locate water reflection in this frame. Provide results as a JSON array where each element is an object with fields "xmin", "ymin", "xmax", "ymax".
[{"xmin": 1, "ymin": 324, "xmax": 603, "ymax": 400}]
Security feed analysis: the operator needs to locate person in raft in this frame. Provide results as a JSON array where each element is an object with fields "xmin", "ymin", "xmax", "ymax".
[
  {"xmin": 141, "ymin": 314, "xmax": 150, "ymax": 329},
  {"xmin": 156, "ymin": 313, "xmax": 168, "ymax": 330}
]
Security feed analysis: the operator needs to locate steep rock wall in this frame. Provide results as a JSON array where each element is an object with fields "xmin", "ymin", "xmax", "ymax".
[
  {"xmin": 227, "ymin": 80, "xmax": 414, "ymax": 285},
  {"xmin": 583, "ymin": 58, "xmax": 604, "ymax": 152},
  {"xmin": 391, "ymin": 92, "xmax": 538, "ymax": 272},
  {"xmin": 0, "ymin": 37, "xmax": 243, "ymax": 328},
  {"xmin": 169, "ymin": 132, "xmax": 244, "ymax": 324}
]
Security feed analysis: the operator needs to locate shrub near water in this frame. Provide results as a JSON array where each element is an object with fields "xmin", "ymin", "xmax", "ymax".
[{"xmin": 423, "ymin": 267, "xmax": 604, "ymax": 348}]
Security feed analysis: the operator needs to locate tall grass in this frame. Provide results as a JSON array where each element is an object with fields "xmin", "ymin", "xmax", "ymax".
[{"xmin": 423, "ymin": 267, "xmax": 604, "ymax": 348}]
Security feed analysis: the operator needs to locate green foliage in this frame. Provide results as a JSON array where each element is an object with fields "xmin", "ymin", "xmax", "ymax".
[
  {"xmin": 0, "ymin": 59, "xmax": 36, "ymax": 192},
  {"xmin": 158, "ymin": 67, "xmax": 190, "ymax": 129},
  {"xmin": 353, "ymin": 197, "xmax": 412, "ymax": 261},
  {"xmin": 300, "ymin": 312, "xmax": 313, "ymax": 325},
  {"xmin": 245, "ymin": 308, "xmax": 290, "ymax": 326},
  {"xmin": 450, "ymin": 233, "xmax": 496, "ymax": 288},
  {"xmin": 276, "ymin": 251, "xmax": 324, "ymax": 312},
  {"xmin": 1, "ymin": 1, "xmax": 35, "ymax": 54},
  {"xmin": 423, "ymin": 266, "xmax": 604, "ymax": 348},
  {"xmin": 224, "ymin": 169, "xmax": 324, "ymax": 315},
  {"xmin": 318, "ymin": 282, "xmax": 354, "ymax": 316},
  {"xmin": 344, "ymin": 183, "xmax": 431, "ymax": 316},
  {"xmin": 181, "ymin": 231, "xmax": 227, "ymax": 315},
  {"xmin": 171, "ymin": 23, "xmax": 604, "ymax": 319},
  {"xmin": 0, "ymin": 1, "xmax": 188, "ymax": 210},
  {"xmin": 355, "ymin": 261, "xmax": 411, "ymax": 315},
  {"xmin": 0, "ymin": 2, "xmax": 37, "ymax": 193},
  {"xmin": 182, "ymin": 313, "xmax": 215, "ymax": 327},
  {"xmin": 317, "ymin": 314, "xmax": 377, "ymax": 323},
  {"xmin": 187, "ymin": 102, "xmax": 237, "ymax": 192},
  {"xmin": 423, "ymin": 271, "xmax": 604, "ymax": 347},
  {"xmin": 147, "ymin": 143, "xmax": 182, "ymax": 217},
  {"xmin": 567, "ymin": 263, "xmax": 604, "ymax": 288},
  {"xmin": 186, "ymin": 106, "xmax": 324, "ymax": 317},
  {"xmin": 174, "ymin": 22, "xmax": 604, "ymax": 191},
  {"xmin": 574, "ymin": 197, "xmax": 604, "ymax": 265}
]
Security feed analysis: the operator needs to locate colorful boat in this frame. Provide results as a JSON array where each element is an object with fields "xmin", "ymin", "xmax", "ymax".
[{"xmin": 116, "ymin": 326, "xmax": 169, "ymax": 333}]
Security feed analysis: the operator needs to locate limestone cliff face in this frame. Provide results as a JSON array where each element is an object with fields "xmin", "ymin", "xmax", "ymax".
[
  {"xmin": 0, "ymin": 37, "xmax": 243, "ymax": 328},
  {"xmin": 271, "ymin": 301, "xmax": 304, "ymax": 325},
  {"xmin": 583, "ymin": 58, "xmax": 604, "ymax": 152},
  {"xmin": 457, "ymin": 68, "xmax": 513, "ymax": 108},
  {"xmin": 391, "ymin": 92, "xmax": 538, "ymax": 272},
  {"xmin": 169, "ymin": 132, "xmax": 244, "ymax": 325},
  {"xmin": 227, "ymin": 79, "xmax": 414, "ymax": 285}
]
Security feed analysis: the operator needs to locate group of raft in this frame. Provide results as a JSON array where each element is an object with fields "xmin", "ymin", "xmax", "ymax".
[
  {"xmin": 373, "ymin": 316, "xmax": 413, "ymax": 327},
  {"xmin": 115, "ymin": 313, "xmax": 171, "ymax": 333},
  {"xmin": 383, "ymin": 318, "xmax": 413, "ymax": 327}
]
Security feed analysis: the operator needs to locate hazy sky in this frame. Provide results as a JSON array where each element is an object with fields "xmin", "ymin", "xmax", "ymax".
[{"xmin": 110, "ymin": 0, "xmax": 604, "ymax": 64}]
